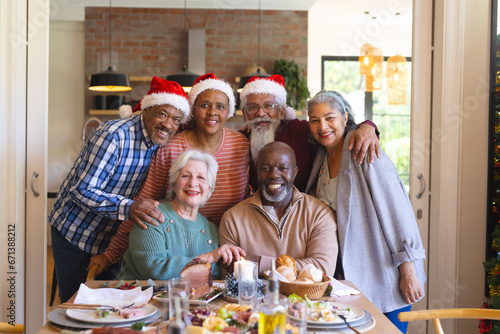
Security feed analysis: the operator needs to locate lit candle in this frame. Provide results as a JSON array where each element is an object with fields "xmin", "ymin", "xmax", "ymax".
[{"xmin": 236, "ymin": 259, "xmax": 255, "ymax": 282}]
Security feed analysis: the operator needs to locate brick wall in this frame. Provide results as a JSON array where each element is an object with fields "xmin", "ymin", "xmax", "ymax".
[{"xmin": 85, "ymin": 7, "xmax": 308, "ymax": 100}]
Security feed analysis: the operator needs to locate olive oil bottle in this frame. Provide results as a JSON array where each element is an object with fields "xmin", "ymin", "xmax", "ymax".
[{"xmin": 258, "ymin": 264, "xmax": 286, "ymax": 334}]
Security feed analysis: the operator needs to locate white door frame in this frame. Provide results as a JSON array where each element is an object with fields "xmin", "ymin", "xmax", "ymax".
[
  {"xmin": 25, "ymin": 0, "xmax": 49, "ymax": 331},
  {"xmin": 0, "ymin": 0, "xmax": 28, "ymax": 329},
  {"xmin": 0, "ymin": 1, "xmax": 48, "ymax": 332},
  {"xmin": 408, "ymin": 0, "xmax": 433, "ymax": 332}
]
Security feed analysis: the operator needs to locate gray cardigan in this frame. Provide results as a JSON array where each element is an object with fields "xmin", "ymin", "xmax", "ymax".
[{"xmin": 305, "ymin": 130, "xmax": 426, "ymax": 313}]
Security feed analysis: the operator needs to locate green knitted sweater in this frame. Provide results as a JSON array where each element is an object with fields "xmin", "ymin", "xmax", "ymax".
[{"xmin": 118, "ymin": 201, "xmax": 220, "ymax": 280}]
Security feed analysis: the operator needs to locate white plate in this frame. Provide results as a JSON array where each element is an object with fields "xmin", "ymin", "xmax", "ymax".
[
  {"xmin": 306, "ymin": 302, "xmax": 365, "ymax": 325},
  {"xmin": 48, "ymin": 308, "xmax": 161, "ymax": 330},
  {"xmin": 66, "ymin": 303, "xmax": 157, "ymax": 324}
]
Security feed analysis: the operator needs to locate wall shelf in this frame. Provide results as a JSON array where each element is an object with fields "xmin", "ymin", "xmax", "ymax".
[{"xmin": 89, "ymin": 109, "xmax": 120, "ymax": 116}]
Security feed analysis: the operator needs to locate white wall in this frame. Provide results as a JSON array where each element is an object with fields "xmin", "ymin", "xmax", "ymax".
[
  {"xmin": 307, "ymin": 0, "xmax": 413, "ymax": 96},
  {"xmin": 48, "ymin": 21, "xmax": 85, "ymax": 192},
  {"xmin": 47, "ymin": 21, "xmax": 85, "ymax": 245}
]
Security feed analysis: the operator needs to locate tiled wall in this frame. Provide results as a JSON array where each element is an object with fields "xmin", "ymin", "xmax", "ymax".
[{"xmin": 85, "ymin": 7, "xmax": 308, "ymax": 98}]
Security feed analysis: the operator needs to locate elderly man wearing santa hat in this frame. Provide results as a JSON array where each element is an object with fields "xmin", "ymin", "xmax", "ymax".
[
  {"xmin": 239, "ymin": 75, "xmax": 381, "ymax": 193},
  {"xmin": 49, "ymin": 77, "xmax": 190, "ymax": 302}
]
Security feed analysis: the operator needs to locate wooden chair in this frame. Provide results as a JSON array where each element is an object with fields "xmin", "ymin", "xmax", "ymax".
[
  {"xmin": 86, "ymin": 264, "xmax": 100, "ymax": 281},
  {"xmin": 398, "ymin": 308, "xmax": 500, "ymax": 334},
  {"xmin": 0, "ymin": 323, "xmax": 25, "ymax": 333}
]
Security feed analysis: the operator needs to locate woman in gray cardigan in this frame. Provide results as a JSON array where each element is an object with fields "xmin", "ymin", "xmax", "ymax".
[{"xmin": 305, "ymin": 91, "xmax": 426, "ymax": 333}]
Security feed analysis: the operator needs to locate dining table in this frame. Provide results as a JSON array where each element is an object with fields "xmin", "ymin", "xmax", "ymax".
[{"xmin": 38, "ymin": 280, "xmax": 401, "ymax": 334}]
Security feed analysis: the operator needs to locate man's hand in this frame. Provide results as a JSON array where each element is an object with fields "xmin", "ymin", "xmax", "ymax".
[
  {"xmin": 399, "ymin": 262, "xmax": 423, "ymax": 304},
  {"xmin": 348, "ymin": 123, "xmax": 381, "ymax": 164},
  {"xmin": 129, "ymin": 199, "xmax": 165, "ymax": 230},
  {"xmin": 87, "ymin": 254, "xmax": 112, "ymax": 277}
]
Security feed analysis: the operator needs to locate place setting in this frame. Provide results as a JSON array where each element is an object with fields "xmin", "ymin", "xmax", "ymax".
[{"xmin": 47, "ymin": 283, "xmax": 160, "ymax": 331}]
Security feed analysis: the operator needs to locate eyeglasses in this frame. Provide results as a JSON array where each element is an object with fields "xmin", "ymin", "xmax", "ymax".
[{"xmin": 243, "ymin": 103, "xmax": 280, "ymax": 115}]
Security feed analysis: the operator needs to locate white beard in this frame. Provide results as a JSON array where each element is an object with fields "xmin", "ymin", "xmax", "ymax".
[
  {"xmin": 261, "ymin": 183, "xmax": 291, "ymax": 203},
  {"xmin": 248, "ymin": 119, "xmax": 280, "ymax": 164}
]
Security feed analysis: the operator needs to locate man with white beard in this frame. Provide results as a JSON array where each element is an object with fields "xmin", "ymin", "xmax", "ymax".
[{"xmin": 239, "ymin": 74, "xmax": 380, "ymax": 193}]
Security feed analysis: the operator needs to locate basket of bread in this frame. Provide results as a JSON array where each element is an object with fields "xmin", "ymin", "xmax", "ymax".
[{"xmin": 266, "ymin": 254, "xmax": 331, "ymax": 300}]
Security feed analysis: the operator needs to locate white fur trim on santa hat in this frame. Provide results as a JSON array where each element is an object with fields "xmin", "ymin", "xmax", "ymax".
[
  {"xmin": 119, "ymin": 105, "xmax": 133, "ymax": 119},
  {"xmin": 240, "ymin": 79, "xmax": 287, "ymax": 106},
  {"xmin": 141, "ymin": 92, "xmax": 191, "ymax": 122},
  {"xmin": 188, "ymin": 78, "xmax": 236, "ymax": 118},
  {"xmin": 284, "ymin": 106, "xmax": 296, "ymax": 120}
]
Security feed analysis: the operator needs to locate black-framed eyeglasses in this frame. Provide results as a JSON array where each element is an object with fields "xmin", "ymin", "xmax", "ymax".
[{"xmin": 243, "ymin": 103, "xmax": 279, "ymax": 115}]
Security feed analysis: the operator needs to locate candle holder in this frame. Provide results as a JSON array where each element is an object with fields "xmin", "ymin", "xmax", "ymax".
[{"xmin": 236, "ymin": 260, "xmax": 258, "ymax": 309}]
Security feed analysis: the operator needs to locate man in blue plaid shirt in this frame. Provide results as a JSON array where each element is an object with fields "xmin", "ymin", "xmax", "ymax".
[{"xmin": 49, "ymin": 77, "xmax": 191, "ymax": 302}]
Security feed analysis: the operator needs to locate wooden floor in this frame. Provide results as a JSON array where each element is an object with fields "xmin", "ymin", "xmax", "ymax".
[{"xmin": 46, "ymin": 246, "xmax": 60, "ymax": 315}]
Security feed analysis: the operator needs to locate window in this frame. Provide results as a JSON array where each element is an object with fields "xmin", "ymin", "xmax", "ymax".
[{"xmin": 322, "ymin": 56, "xmax": 412, "ymax": 187}]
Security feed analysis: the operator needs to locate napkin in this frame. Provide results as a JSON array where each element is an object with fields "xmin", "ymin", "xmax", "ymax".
[
  {"xmin": 328, "ymin": 277, "xmax": 360, "ymax": 297},
  {"xmin": 73, "ymin": 283, "xmax": 153, "ymax": 306},
  {"xmin": 263, "ymin": 269, "xmax": 290, "ymax": 282}
]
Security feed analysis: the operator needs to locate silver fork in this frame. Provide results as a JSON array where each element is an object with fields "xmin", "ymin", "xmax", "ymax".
[{"xmin": 338, "ymin": 314, "xmax": 362, "ymax": 334}]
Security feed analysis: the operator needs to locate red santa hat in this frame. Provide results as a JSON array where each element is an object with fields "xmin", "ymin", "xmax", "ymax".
[
  {"xmin": 239, "ymin": 74, "xmax": 287, "ymax": 106},
  {"xmin": 188, "ymin": 73, "xmax": 236, "ymax": 118},
  {"xmin": 119, "ymin": 76, "xmax": 190, "ymax": 121}
]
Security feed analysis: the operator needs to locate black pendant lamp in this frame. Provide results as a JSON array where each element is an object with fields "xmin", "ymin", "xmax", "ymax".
[
  {"xmin": 88, "ymin": 0, "xmax": 131, "ymax": 92},
  {"xmin": 237, "ymin": 0, "xmax": 270, "ymax": 93},
  {"xmin": 166, "ymin": 0, "xmax": 199, "ymax": 93}
]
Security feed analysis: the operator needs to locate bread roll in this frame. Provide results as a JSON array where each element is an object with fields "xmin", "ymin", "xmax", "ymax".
[
  {"xmin": 294, "ymin": 278, "xmax": 314, "ymax": 284},
  {"xmin": 277, "ymin": 254, "xmax": 297, "ymax": 275},
  {"xmin": 277, "ymin": 265, "xmax": 296, "ymax": 282},
  {"xmin": 297, "ymin": 264, "xmax": 323, "ymax": 283}
]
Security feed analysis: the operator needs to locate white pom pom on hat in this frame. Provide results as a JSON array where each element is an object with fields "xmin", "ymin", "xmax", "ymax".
[{"xmin": 119, "ymin": 104, "xmax": 133, "ymax": 118}]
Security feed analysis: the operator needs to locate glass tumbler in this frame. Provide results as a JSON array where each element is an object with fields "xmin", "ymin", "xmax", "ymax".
[{"xmin": 167, "ymin": 278, "xmax": 190, "ymax": 321}]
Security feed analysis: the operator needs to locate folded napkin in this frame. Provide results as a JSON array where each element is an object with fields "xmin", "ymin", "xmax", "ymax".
[
  {"xmin": 328, "ymin": 277, "xmax": 360, "ymax": 297},
  {"xmin": 74, "ymin": 283, "xmax": 153, "ymax": 306},
  {"xmin": 263, "ymin": 269, "xmax": 290, "ymax": 282}
]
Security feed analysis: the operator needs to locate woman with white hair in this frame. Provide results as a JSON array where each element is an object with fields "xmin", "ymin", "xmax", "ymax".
[
  {"xmin": 305, "ymin": 91, "xmax": 426, "ymax": 333},
  {"xmin": 118, "ymin": 150, "xmax": 245, "ymax": 280}
]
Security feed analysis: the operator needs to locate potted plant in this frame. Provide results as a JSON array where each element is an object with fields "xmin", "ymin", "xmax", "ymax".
[{"xmin": 273, "ymin": 59, "xmax": 310, "ymax": 111}]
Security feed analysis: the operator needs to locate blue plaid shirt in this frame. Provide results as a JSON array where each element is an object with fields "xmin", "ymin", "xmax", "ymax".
[{"xmin": 49, "ymin": 115, "xmax": 158, "ymax": 255}]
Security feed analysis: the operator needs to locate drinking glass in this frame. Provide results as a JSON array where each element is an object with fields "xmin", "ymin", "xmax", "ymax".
[
  {"xmin": 286, "ymin": 299, "xmax": 307, "ymax": 334},
  {"xmin": 167, "ymin": 278, "xmax": 190, "ymax": 320}
]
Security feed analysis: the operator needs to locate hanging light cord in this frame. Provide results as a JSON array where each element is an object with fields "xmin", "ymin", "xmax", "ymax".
[
  {"xmin": 257, "ymin": 0, "xmax": 261, "ymax": 67},
  {"xmin": 108, "ymin": 0, "xmax": 112, "ymax": 68},
  {"xmin": 184, "ymin": 0, "xmax": 188, "ymax": 68}
]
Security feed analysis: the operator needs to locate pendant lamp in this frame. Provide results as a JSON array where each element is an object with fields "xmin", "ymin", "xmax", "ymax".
[
  {"xmin": 166, "ymin": 0, "xmax": 199, "ymax": 93},
  {"xmin": 237, "ymin": 0, "xmax": 270, "ymax": 93},
  {"xmin": 386, "ymin": 13, "xmax": 408, "ymax": 105},
  {"xmin": 387, "ymin": 55, "xmax": 408, "ymax": 104},
  {"xmin": 359, "ymin": 43, "xmax": 383, "ymax": 92},
  {"xmin": 88, "ymin": 0, "xmax": 131, "ymax": 92}
]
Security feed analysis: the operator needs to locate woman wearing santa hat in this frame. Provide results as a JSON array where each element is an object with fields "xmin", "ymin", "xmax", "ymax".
[{"xmin": 88, "ymin": 73, "xmax": 249, "ymax": 276}]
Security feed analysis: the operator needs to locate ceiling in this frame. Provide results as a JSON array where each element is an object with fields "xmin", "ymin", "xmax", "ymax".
[
  {"xmin": 57, "ymin": 0, "xmax": 412, "ymax": 27},
  {"xmin": 59, "ymin": 0, "xmax": 317, "ymax": 11}
]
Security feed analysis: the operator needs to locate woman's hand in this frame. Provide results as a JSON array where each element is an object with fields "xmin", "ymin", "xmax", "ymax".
[
  {"xmin": 198, "ymin": 245, "xmax": 246, "ymax": 265},
  {"xmin": 399, "ymin": 261, "xmax": 423, "ymax": 304},
  {"xmin": 87, "ymin": 254, "xmax": 112, "ymax": 277}
]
